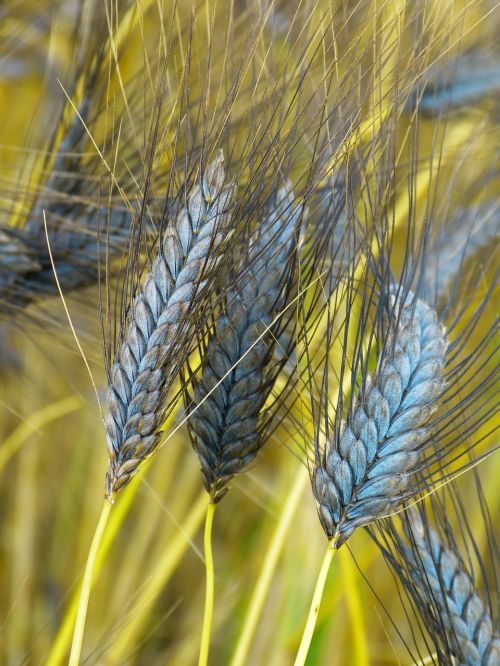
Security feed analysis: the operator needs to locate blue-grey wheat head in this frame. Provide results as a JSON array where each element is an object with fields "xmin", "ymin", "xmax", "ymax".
[
  {"xmin": 0, "ymin": 226, "xmax": 48, "ymax": 313},
  {"xmin": 0, "ymin": 225, "xmax": 42, "ymax": 311},
  {"xmin": 187, "ymin": 186, "xmax": 301, "ymax": 502},
  {"xmin": 407, "ymin": 49, "xmax": 500, "ymax": 116},
  {"xmin": 313, "ymin": 289, "xmax": 448, "ymax": 546},
  {"xmin": 0, "ymin": 93, "xmax": 133, "ymax": 313},
  {"xmin": 423, "ymin": 202, "xmax": 499, "ymax": 304},
  {"xmin": 0, "ymin": 208, "xmax": 132, "ymax": 313},
  {"xmin": 105, "ymin": 152, "xmax": 235, "ymax": 496},
  {"xmin": 404, "ymin": 511, "xmax": 500, "ymax": 666}
]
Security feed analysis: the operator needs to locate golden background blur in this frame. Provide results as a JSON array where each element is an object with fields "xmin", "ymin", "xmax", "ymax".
[{"xmin": 0, "ymin": 1, "xmax": 498, "ymax": 664}]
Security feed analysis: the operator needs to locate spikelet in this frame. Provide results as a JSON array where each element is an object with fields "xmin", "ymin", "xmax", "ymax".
[
  {"xmin": 0, "ymin": 227, "xmax": 40, "ymax": 281},
  {"xmin": 0, "ymin": 223, "xmax": 42, "ymax": 312},
  {"xmin": 312, "ymin": 287, "xmax": 448, "ymax": 546},
  {"xmin": 105, "ymin": 153, "xmax": 235, "ymax": 496},
  {"xmin": 187, "ymin": 185, "xmax": 301, "ymax": 502},
  {"xmin": 401, "ymin": 510, "xmax": 500, "ymax": 665}
]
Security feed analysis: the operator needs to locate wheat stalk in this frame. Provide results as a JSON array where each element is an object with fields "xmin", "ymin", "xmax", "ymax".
[{"xmin": 186, "ymin": 184, "xmax": 301, "ymax": 666}]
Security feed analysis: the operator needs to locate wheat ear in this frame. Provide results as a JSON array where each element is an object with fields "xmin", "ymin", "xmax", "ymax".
[
  {"xmin": 0, "ymin": 208, "xmax": 133, "ymax": 313},
  {"xmin": 313, "ymin": 288, "xmax": 448, "ymax": 547},
  {"xmin": 423, "ymin": 202, "xmax": 499, "ymax": 304},
  {"xmin": 0, "ymin": 92, "xmax": 133, "ymax": 313},
  {"xmin": 295, "ymin": 287, "xmax": 448, "ymax": 666},
  {"xmin": 105, "ymin": 152, "xmax": 234, "ymax": 495},
  {"xmin": 187, "ymin": 185, "xmax": 300, "ymax": 502},
  {"xmin": 188, "ymin": 185, "xmax": 300, "ymax": 666},
  {"xmin": 404, "ymin": 511, "xmax": 500, "ymax": 666},
  {"xmin": 408, "ymin": 49, "xmax": 500, "ymax": 115}
]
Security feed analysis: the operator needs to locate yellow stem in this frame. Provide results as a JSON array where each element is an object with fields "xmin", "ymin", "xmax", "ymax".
[
  {"xmin": 230, "ymin": 468, "xmax": 308, "ymax": 666},
  {"xmin": 198, "ymin": 501, "xmax": 216, "ymax": 666},
  {"xmin": 68, "ymin": 496, "xmax": 114, "ymax": 666},
  {"xmin": 46, "ymin": 474, "xmax": 139, "ymax": 666},
  {"xmin": 47, "ymin": 407, "xmax": 182, "ymax": 666},
  {"xmin": 106, "ymin": 491, "xmax": 207, "ymax": 664},
  {"xmin": 294, "ymin": 543, "xmax": 336, "ymax": 666}
]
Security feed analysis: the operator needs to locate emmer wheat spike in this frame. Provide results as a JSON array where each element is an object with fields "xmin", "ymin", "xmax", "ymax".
[
  {"xmin": 0, "ymin": 208, "xmax": 132, "ymax": 313},
  {"xmin": 313, "ymin": 287, "xmax": 448, "ymax": 547},
  {"xmin": 105, "ymin": 152, "xmax": 235, "ymax": 496},
  {"xmin": 403, "ymin": 510, "xmax": 500, "ymax": 665},
  {"xmin": 423, "ymin": 202, "xmax": 499, "ymax": 304},
  {"xmin": 187, "ymin": 185, "xmax": 301, "ymax": 502}
]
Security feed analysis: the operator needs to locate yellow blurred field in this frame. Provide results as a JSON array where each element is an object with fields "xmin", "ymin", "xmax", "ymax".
[{"xmin": 0, "ymin": 1, "xmax": 498, "ymax": 665}]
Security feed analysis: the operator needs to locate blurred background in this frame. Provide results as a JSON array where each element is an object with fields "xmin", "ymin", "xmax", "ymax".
[{"xmin": 0, "ymin": 1, "xmax": 498, "ymax": 664}]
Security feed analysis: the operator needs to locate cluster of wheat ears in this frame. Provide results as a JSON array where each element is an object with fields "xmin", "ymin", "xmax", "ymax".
[{"xmin": 0, "ymin": 0, "xmax": 498, "ymax": 664}]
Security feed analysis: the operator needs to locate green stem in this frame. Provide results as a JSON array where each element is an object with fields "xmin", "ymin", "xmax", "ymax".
[
  {"xmin": 294, "ymin": 542, "xmax": 336, "ymax": 666},
  {"xmin": 198, "ymin": 501, "xmax": 216, "ymax": 666},
  {"xmin": 68, "ymin": 496, "xmax": 114, "ymax": 666}
]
